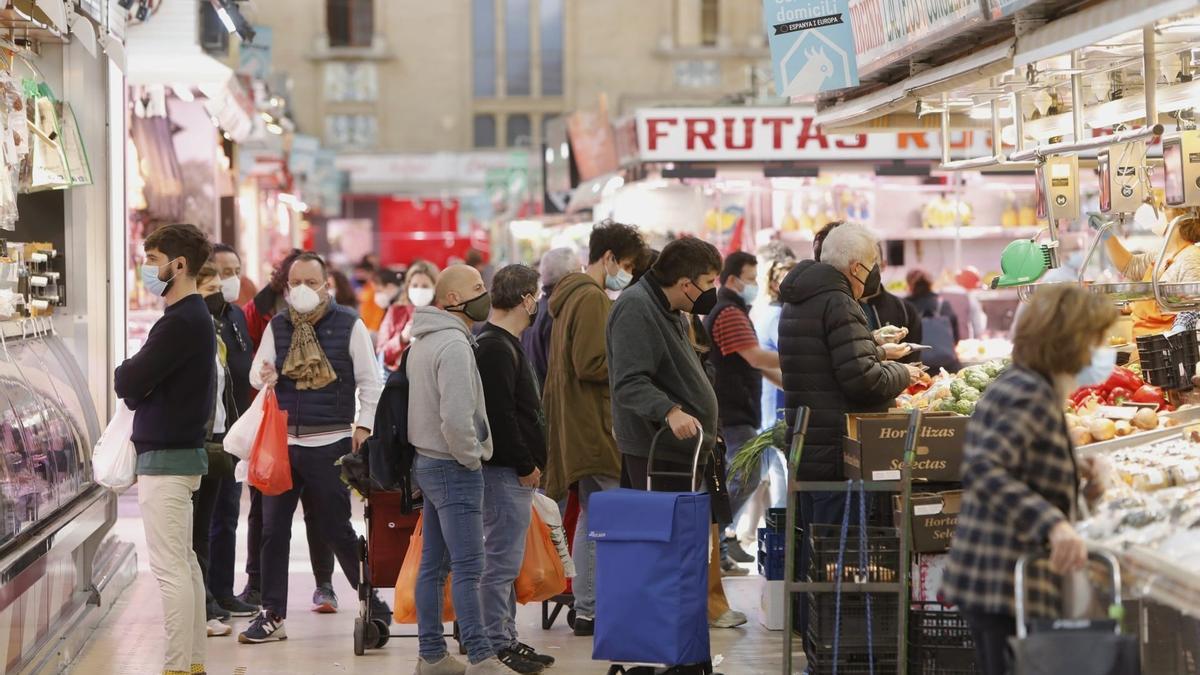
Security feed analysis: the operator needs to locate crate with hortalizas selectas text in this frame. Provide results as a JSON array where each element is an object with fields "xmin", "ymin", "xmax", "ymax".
[
  {"xmin": 893, "ymin": 490, "xmax": 961, "ymax": 554},
  {"xmin": 843, "ymin": 412, "xmax": 968, "ymax": 483}
]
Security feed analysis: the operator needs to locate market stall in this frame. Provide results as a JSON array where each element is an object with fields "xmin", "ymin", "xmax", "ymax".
[{"xmin": 783, "ymin": 0, "xmax": 1200, "ymax": 671}]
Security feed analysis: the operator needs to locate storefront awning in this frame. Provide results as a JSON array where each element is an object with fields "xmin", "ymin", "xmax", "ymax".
[{"xmin": 1014, "ymin": 0, "xmax": 1199, "ymax": 67}]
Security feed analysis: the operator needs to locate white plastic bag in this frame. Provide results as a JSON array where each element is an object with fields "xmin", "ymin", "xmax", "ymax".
[
  {"xmin": 224, "ymin": 388, "xmax": 267, "ymax": 461},
  {"xmin": 533, "ymin": 492, "xmax": 576, "ymax": 578},
  {"xmin": 93, "ymin": 401, "xmax": 136, "ymax": 491}
]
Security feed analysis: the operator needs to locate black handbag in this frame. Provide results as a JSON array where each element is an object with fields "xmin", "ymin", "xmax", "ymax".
[
  {"xmin": 1009, "ymin": 552, "xmax": 1140, "ymax": 675},
  {"xmin": 705, "ymin": 437, "xmax": 733, "ymax": 526}
]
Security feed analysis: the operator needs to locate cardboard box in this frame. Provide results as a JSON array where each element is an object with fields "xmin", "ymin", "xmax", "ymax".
[
  {"xmin": 843, "ymin": 412, "xmax": 968, "ymax": 482},
  {"xmin": 893, "ymin": 491, "xmax": 962, "ymax": 553},
  {"xmin": 759, "ymin": 579, "xmax": 785, "ymax": 631}
]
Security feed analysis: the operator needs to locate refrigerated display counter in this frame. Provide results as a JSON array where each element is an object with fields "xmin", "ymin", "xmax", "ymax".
[{"xmin": 0, "ymin": 321, "xmax": 131, "ymax": 674}]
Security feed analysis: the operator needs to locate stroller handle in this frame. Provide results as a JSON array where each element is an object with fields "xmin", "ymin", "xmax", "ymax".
[
  {"xmin": 647, "ymin": 427, "xmax": 708, "ymax": 493},
  {"xmin": 1014, "ymin": 548, "xmax": 1122, "ymax": 639}
]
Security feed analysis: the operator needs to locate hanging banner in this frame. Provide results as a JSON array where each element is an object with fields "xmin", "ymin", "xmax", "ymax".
[
  {"xmin": 763, "ymin": 0, "xmax": 859, "ymax": 96},
  {"xmin": 238, "ymin": 26, "xmax": 273, "ymax": 79},
  {"xmin": 850, "ymin": 0, "xmax": 986, "ymax": 77}
]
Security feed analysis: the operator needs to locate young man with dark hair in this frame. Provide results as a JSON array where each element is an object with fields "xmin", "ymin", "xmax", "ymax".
[
  {"xmin": 475, "ymin": 265, "xmax": 553, "ymax": 673},
  {"xmin": 114, "ymin": 223, "xmax": 216, "ymax": 675},
  {"xmin": 705, "ymin": 251, "xmax": 783, "ymax": 572},
  {"xmin": 607, "ymin": 236, "xmax": 748, "ymax": 630},
  {"xmin": 239, "ymin": 252, "xmax": 389, "ymax": 644},
  {"xmin": 543, "ymin": 219, "xmax": 645, "ymax": 637}
]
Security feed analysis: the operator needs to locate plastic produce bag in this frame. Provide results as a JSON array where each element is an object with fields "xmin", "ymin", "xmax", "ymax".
[
  {"xmin": 223, "ymin": 388, "xmax": 267, "ymax": 461},
  {"xmin": 533, "ymin": 492, "xmax": 575, "ymax": 578},
  {"xmin": 93, "ymin": 401, "xmax": 136, "ymax": 491},
  {"xmin": 516, "ymin": 507, "xmax": 568, "ymax": 604},
  {"xmin": 393, "ymin": 511, "xmax": 455, "ymax": 623},
  {"xmin": 247, "ymin": 389, "xmax": 291, "ymax": 496}
]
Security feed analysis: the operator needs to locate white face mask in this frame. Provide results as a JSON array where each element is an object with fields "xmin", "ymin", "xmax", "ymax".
[
  {"xmin": 220, "ymin": 275, "xmax": 240, "ymax": 303},
  {"xmin": 408, "ymin": 286, "xmax": 435, "ymax": 307},
  {"xmin": 288, "ymin": 284, "xmax": 323, "ymax": 314}
]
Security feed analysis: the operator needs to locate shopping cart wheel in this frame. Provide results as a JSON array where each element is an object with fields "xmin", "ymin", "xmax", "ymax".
[
  {"xmin": 363, "ymin": 619, "xmax": 383, "ymax": 649},
  {"xmin": 567, "ymin": 608, "xmax": 577, "ymax": 629},
  {"xmin": 370, "ymin": 619, "xmax": 390, "ymax": 649},
  {"xmin": 353, "ymin": 617, "xmax": 366, "ymax": 656}
]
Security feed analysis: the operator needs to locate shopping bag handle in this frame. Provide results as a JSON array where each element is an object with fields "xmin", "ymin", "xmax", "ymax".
[
  {"xmin": 647, "ymin": 427, "xmax": 706, "ymax": 492},
  {"xmin": 1014, "ymin": 548, "xmax": 1122, "ymax": 639}
]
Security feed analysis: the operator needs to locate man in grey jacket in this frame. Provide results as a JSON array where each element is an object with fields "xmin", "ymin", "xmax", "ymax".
[
  {"xmin": 607, "ymin": 237, "xmax": 749, "ymax": 629},
  {"xmin": 407, "ymin": 265, "xmax": 515, "ymax": 675}
]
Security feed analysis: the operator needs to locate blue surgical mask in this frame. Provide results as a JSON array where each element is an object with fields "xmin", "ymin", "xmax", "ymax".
[
  {"xmin": 1075, "ymin": 347, "xmax": 1117, "ymax": 387},
  {"xmin": 605, "ymin": 260, "xmax": 632, "ymax": 291},
  {"xmin": 141, "ymin": 260, "xmax": 177, "ymax": 297},
  {"xmin": 739, "ymin": 283, "xmax": 759, "ymax": 305}
]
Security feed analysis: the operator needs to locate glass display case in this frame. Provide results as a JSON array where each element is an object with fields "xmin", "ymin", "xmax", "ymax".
[{"xmin": 0, "ymin": 320, "xmax": 99, "ymax": 550}]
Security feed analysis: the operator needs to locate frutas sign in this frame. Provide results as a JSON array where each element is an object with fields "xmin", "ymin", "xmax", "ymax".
[{"xmin": 634, "ymin": 107, "xmax": 993, "ymax": 163}]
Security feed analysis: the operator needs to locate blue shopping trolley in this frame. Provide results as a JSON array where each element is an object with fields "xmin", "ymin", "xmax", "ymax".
[{"xmin": 590, "ymin": 430, "xmax": 715, "ymax": 674}]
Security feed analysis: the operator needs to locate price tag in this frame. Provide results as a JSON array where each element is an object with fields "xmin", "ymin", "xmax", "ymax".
[
  {"xmin": 913, "ymin": 504, "xmax": 943, "ymax": 516},
  {"xmin": 872, "ymin": 470, "xmax": 901, "ymax": 481}
]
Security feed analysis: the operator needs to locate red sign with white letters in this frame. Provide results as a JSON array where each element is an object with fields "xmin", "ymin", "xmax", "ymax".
[{"xmin": 633, "ymin": 107, "xmax": 993, "ymax": 163}]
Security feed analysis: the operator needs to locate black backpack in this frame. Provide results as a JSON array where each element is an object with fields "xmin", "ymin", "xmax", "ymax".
[
  {"xmin": 920, "ymin": 299, "xmax": 961, "ymax": 373},
  {"xmin": 365, "ymin": 348, "xmax": 419, "ymax": 512}
]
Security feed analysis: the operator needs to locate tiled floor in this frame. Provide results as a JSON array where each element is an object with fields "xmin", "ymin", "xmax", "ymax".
[{"xmin": 69, "ymin": 490, "xmax": 801, "ymax": 675}]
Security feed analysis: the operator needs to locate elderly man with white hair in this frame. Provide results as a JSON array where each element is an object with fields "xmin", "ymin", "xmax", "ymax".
[
  {"xmin": 521, "ymin": 247, "xmax": 580, "ymax": 387},
  {"xmin": 777, "ymin": 222, "xmax": 923, "ymax": 644}
]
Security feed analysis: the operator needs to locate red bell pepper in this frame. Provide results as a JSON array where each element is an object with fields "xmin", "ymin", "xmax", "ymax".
[
  {"xmin": 1070, "ymin": 386, "xmax": 1102, "ymax": 406},
  {"xmin": 1103, "ymin": 366, "xmax": 1143, "ymax": 394},
  {"xmin": 1130, "ymin": 384, "xmax": 1167, "ymax": 409},
  {"xmin": 1108, "ymin": 386, "xmax": 1132, "ymax": 405}
]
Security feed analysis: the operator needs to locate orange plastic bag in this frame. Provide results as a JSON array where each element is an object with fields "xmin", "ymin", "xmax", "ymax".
[
  {"xmin": 247, "ymin": 389, "xmax": 292, "ymax": 497},
  {"xmin": 515, "ymin": 508, "xmax": 567, "ymax": 604},
  {"xmin": 393, "ymin": 511, "xmax": 455, "ymax": 623}
]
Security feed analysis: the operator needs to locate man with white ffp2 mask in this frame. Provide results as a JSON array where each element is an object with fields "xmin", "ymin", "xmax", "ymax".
[{"xmin": 239, "ymin": 252, "xmax": 390, "ymax": 644}]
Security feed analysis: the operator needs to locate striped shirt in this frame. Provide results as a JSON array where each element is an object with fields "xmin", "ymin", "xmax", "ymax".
[
  {"xmin": 711, "ymin": 306, "xmax": 759, "ymax": 356},
  {"xmin": 942, "ymin": 365, "xmax": 1079, "ymax": 619}
]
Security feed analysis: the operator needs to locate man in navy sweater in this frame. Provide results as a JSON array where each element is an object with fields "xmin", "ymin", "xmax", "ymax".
[{"xmin": 114, "ymin": 223, "xmax": 216, "ymax": 675}]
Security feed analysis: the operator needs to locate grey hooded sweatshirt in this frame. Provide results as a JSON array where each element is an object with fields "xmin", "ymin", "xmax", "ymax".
[{"xmin": 406, "ymin": 306, "xmax": 493, "ymax": 470}]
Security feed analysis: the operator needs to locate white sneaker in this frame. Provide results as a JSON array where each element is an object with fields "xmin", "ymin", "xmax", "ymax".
[
  {"xmin": 415, "ymin": 654, "xmax": 468, "ymax": 675},
  {"xmin": 710, "ymin": 609, "xmax": 748, "ymax": 629},
  {"xmin": 206, "ymin": 618, "xmax": 232, "ymax": 637},
  {"xmin": 464, "ymin": 656, "xmax": 520, "ymax": 674}
]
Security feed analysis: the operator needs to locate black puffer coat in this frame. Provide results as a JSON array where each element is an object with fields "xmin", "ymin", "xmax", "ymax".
[{"xmin": 778, "ymin": 260, "xmax": 911, "ymax": 480}]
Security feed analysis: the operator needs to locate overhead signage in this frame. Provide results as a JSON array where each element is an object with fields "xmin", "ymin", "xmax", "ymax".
[
  {"xmin": 850, "ymin": 0, "xmax": 986, "ymax": 77},
  {"xmin": 634, "ymin": 107, "xmax": 994, "ymax": 162},
  {"xmin": 238, "ymin": 25, "xmax": 272, "ymax": 79},
  {"xmin": 986, "ymin": 0, "xmax": 1039, "ymax": 19},
  {"xmin": 764, "ymin": 0, "xmax": 859, "ymax": 96}
]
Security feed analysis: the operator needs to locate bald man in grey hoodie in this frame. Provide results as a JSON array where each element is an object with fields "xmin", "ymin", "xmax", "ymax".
[{"xmin": 407, "ymin": 265, "xmax": 517, "ymax": 675}]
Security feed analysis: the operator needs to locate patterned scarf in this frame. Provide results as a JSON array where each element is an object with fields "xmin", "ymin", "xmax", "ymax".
[{"xmin": 282, "ymin": 299, "xmax": 338, "ymax": 390}]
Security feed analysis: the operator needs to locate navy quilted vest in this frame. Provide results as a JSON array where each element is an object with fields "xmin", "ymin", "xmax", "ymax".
[{"xmin": 272, "ymin": 303, "xmax": 358, "ymax": 431}]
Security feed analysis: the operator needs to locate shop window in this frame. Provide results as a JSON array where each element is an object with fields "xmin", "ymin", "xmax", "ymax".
[
  {"xmin": 474, "ymin": 114, "xmax": 497, "ymax": 148},
  {"xmin": 473, "ymin": 0, "xmax": 497, "ymax": 98},
  {"xmin": 327, "ymin": 0, "xmax": 374, "ymax": 48},
  {"xmin": 700, "ymin": 0, "xmax": 718, "ymax": 47},
  {"xmin": 323, "ymin": 62, "xmax": 379, "ymax": 102},
  {"xmin": 540, "ymin": 0, "xmax": 564, "ymax": 96},
  {"xmin": 505, "ymin": 0, "xmax": 532, "ymax": 96},
  {"xmin": 326, "ymin": 114, "xmax": 378, "ymax": 149},
  {"xmin": 507, "ymin": 114, "xmax": 532, "ymax": 147}
]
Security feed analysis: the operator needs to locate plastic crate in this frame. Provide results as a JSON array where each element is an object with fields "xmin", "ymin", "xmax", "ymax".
[
  {"xmin": 808, "ymin": 525, "xmax": 901, "ymax": 583},
  {"xmin": 908, "ymin": 602, "xmax": 978, "ymax": 675},
  {"xmin": 765, "ymin": 507, "xmax": 787, "ymax": 531},
  {"xmin": 757, "ymin": 528, "xmax": 786, "ymax": 581},
  {"xmin": 805, "ymin": 592, "xmax": 899, "ymax": 649},
  {"xmin": 805, "ymin": 632, "xmax": 900, "ymax": 675}
]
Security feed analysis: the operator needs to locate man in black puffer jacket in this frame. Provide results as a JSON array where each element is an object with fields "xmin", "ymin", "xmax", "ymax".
[{"xmin": 782, "ymin": 223, "xmax": 920, "ymax": 484}]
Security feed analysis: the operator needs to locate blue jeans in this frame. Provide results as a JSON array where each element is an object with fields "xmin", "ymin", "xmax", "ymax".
[
  {"xmin": 480, "ymin": 465, "xmax": 534, "ymax": 653},
  {"xmin": 572, "ymin": 474, "xmax": 619, "ymax": 619},
  {"xmin": 413, "ymin": 455, "xmax": 491, "ymax": 664}
]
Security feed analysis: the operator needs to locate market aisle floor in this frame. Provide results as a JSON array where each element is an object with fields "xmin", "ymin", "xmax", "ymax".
[{"xmin": 70, "ymin": 490, "xmax": 795, "ymax": 675}]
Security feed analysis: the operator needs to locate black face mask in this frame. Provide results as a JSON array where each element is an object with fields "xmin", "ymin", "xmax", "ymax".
[
  {"xmin": 855, "ymin": 263, "xmax": 882, "ymax": 301},
  {"xmin": 204, "ymin": 292, "xmax": 226, "ymax": 317},
  {"xmin": 686, "ymin": 283, "xmax": 718, "ymax": 315},
  {"xmin": 448, "ymin": 291, "xmax": 492, "ymax": 322}
]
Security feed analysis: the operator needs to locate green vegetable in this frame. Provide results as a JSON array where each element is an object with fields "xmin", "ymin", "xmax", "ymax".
[
  {"xmin": 954, "ymin": 400, "xmax": 976, "ymax": 415},
  {"xmin": 729, "ymin": 422, "xmax": 784, "ymax": 485},
  {"xmin": 949, "ymin": 379, "xmax": 968, "ymax": 399},
  {"xmin": 964, "ymin": 371, "xmax": 990, "ymax": 391},
  {"xmin": 958, "ymin": 386, "xmax": 981, "ymax": 402},
  {"xmin": 982, "ymin": 360, "xmax": 1006, "ymax": 378}
]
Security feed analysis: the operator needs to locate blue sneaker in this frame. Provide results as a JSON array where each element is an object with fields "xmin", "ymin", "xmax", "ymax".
[
  {"xmin": 312, "ymin": 583, "xmax": 338, "ymax": 614},
  {"xmin": 237, "ymin": 611, "xmax": 287, "ymax": 644}
]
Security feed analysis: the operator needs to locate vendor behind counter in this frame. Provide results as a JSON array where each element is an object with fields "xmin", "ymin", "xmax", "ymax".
[{"xmin": 1104, "ymin": 210, "xmax": 1200, "ymax": 337}]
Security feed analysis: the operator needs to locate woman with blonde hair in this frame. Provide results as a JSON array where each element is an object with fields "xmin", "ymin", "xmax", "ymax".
[
  {"xmin": 377, "ymin": 260, "xmax": 440, "ymax": 371},
  {"xmin": 943, "ymin": 284, "xmax": 1117, "ymax": 675}
]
